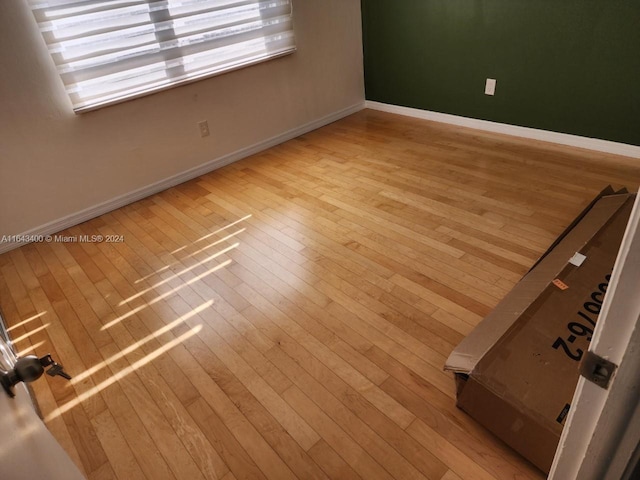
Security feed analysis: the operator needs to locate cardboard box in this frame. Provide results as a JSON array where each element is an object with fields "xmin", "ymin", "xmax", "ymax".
[{"xmin": 444, "ymin": 190, "xmax": 635, "ymax": 473}]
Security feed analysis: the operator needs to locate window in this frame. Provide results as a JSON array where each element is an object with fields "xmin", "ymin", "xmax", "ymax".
[{"xmin": 28, "ymin": 0, "xmax": 295, "ymax": 112}]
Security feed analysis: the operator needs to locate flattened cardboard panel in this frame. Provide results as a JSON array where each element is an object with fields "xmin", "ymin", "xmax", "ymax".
[
  {"xmin": 454, "ymin": 373, "xmax": 468, "ymax": 397},
  {"xmin": 445, "ymin": 193, "xmax": 631, "ymax": 374},
  {"xmin": 472, "ymin": 198, "xmax": 634, "ymax": 436},
  {"xmin": 527, "ymin": 185, "xmax": 616, "ymax": 273},
  {"xmin": 448, "ymin": 193, "xmax": 635, "ymax": 473},
  {"xmin": 457, "ymin": 376, "xmax": 558, "ymax": 473}
]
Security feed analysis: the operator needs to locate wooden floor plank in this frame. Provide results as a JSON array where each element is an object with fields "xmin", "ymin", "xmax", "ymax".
[
  {"xmin": 91, "ymin": 409, "xmax": 147, "ymax": 480},
  {"xmin": 2, "ymin": 109, "xmax": 638, "ymax": 479},
  {"xmin": 308, "ymin": 440, "xmax": 363, "ymax": 480}
]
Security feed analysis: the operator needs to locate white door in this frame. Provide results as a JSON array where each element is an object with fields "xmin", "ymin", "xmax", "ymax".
[
  {"xmin": 549, "ymin": 192, "xmax": 640, "ymax": 479},
  {"xmin": 0, "ymin": 334, "xmax": 86, "ymax": 480}
]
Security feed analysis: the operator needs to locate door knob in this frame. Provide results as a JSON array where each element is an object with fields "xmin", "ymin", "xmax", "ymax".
[{"xmin": 0, "ymin": 354, "xmax": 71, "ymax": 398}]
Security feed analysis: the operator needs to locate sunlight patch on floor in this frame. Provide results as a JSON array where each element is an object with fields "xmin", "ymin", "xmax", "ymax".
[
  {"xmin": 137, "ymin": 227, "xmax": 245, "ymax": 284},
  {"xmin": 45, "ymin": 325, "xmax": 203, "ymax": 423},
  {"xmin": 17, "ymin": 341, "xmax": 45, "ymax": 356},
  {"xmin": 119, "ymin": 243, "xmax": 238, "ymax": 306},
  {"xmin": 100, "ymin": 304, "xmax": 148, "ymax": 331},
  {"xmin": 11, "ymin": 324, "xmax": 49, "ymax": 344},
  {"xmin": 169, "ymin": 214, "xmax": 252, "ymax": 256},
  {"xmin": 7, "ymin": 312, "xmax": 46, "ymax": 332},
  {"xmin": 75, "ymin": 301, "xmax": 213, "ymax": 384},
  {"xmin": 102, "ymin": 258, "xmax": 232, "ymax": 330}
]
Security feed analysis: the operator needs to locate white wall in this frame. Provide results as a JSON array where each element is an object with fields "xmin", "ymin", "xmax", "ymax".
[{"xmin": 0, "ymin": 0, "xmax": 365, "ymax": 242}]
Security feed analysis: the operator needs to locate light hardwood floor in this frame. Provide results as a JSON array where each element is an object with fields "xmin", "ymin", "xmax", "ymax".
[{"xmin": 1, "ymin": 109, "xmax": 639, "ymax": 480}]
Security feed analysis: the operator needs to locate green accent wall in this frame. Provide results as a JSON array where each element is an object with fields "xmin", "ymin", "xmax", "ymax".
[{"xmin": 362, "ymin": 0, "xmax": 640, "ymax": 146}]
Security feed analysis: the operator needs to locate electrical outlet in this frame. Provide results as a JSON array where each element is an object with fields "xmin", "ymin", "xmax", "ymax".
[
  {"xmin": 485, "ymin": 78, "xmax": 497, "ymax": 96},
  {"xmin": 198, "ymin": 120, "xmax": 210, "ymax": 137}
]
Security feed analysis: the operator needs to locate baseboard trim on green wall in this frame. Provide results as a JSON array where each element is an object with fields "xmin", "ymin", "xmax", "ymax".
[{"xmin": 366, "ymin": 101, "xmax": 640, "ymax": 159}]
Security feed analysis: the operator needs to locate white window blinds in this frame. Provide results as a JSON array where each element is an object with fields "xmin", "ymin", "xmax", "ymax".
[{"xmin": 28, "ymin": 0, "xmax": 295, "ymax": 112}]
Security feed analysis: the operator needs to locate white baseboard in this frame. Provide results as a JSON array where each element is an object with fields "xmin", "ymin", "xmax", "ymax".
[
  {"xmin": 366, "ymin": 101, "xmax": 640, "ymax": 159},
  {"xmin": 0, "ymin": 101, "xmax": 365, "ymax": 255}
]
